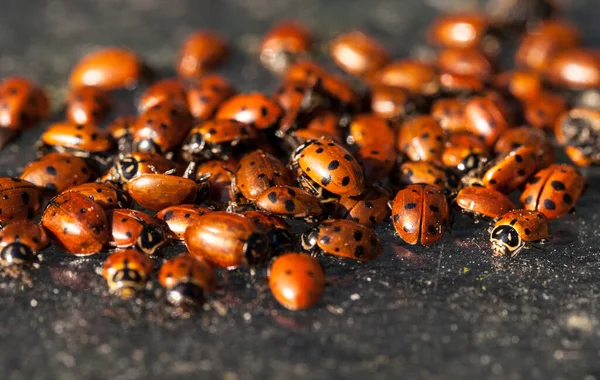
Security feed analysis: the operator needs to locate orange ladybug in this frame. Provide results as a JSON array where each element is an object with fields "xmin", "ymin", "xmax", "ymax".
[
  {"xmin": 397, "ymin": 115, "xmax": 445, "ymax": 162},
  {"xmin": 374, "ymin": 59, "xmax": 439, "ymax": 96},
  {"xmin": 0, "ymin": 220, "xmax": 48, "ymax": 266},
  {"xmin": 260, "ymin": 21, "xmax": 313, "ymax": 74},
  {"xmin": 106, "ymin": 209, "xmax": 167, "ymax": 255},
  {"xmin": 482, "ymin": 146, "xmax": 538, "ymax": 193},
  {"xmin": 329, "ymin": 31, "xmax": 390, "ymax": 78},
  {"xmin": 21, "ymin": 153, "xmax": 94, "ymax": 193},
  {"xmin": 176, "ymin": 30, "xmax": 229, "ymax": 79},
  {"xmin": 66, "ymin": 86, "xmax": 111, "ymax": 125},
  {"xmin": 67, "ymin": 182, "xmax": 131, "ymax": 209},
  {"xmin": 138, "ymin": 78, "xmax": 188, "ymax": 113},
  {"xmin": 155, "ymin": 204, "xmax": 212, "ymax": 240},
  {"xmin": 102, "ymin": 249, "xmax": 153, "ymax": 298},
  {"xmin": 125, "ymin": 173, "xmax": 205, "ymax": 212},
  {"xmin": 215, "ymin": 93, "xmax": 282, "ymax": 131},
  {"xmin": 0, "ymin": 178, "xmax": 45, "ymax": 224},
  {"xmin": 269, "ymin": 253, "xmax": 325, "ymax": 310},
  {"xmin": 69, "ymin": 48, "xmax": 144, "ymax": 90},
  {"xmin": 254, "ymin": 185, "xmax": 324, "ymax": 222},
  {"xmin": 187, "ymin": 74, "xmax": 235, "ymax": 121},
  {"xmin": 490, "ymin": 210, "xmax": 550, "ymax": 257},
  {"xmin": 0, "ymin": 77, "xmax": 49, "ymax": 130},
  {"xmin": 456, "ymin": 186, "xmax": 515, "ymax": 220},
  {"xmin": 159, "ymin": 254, "xmax": 216, "ymax": 306}
]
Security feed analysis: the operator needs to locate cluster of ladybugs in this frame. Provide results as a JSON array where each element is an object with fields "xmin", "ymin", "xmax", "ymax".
[{"xmin": 0, "ymin": 7, "xmax": 595, "ymax": 311}]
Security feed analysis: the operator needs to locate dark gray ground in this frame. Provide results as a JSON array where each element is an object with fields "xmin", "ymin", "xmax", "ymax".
[{"xmin": 0, "ymin": 0, "xmax": 600, "ymax": 379}]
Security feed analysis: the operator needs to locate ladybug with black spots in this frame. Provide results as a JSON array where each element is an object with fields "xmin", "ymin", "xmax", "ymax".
[
  {"xmin": 431, "ymin": 98, "xmax": 466, "ymax": 133},
  {"xmin": 102, "ymin": 249, "xmax": 153, "ymax": 299},
  {"xmin": 215, "ymin": 93, "xmax": 283, "ymax": 131},
  {"xmin": 105, "ymin": 152, "xmax": 180, "ymax": 184},
  {"xmin": 358, "ymin": 143, "xmax": 397, "ymax": 184},
  {"xmin": 489, "ymin": 209, "xmax": 551, "ymax": 257},
  {"xmin": 396, "ymin": 115, "xmax": 445, "ymax": 162},
  {"xmin": 464, "ymin": 93, "xmax": 511, "ymax": 146},
  {"xmin": 66, "ymin": 86, "xmax": 111, "ymax": 125},
  {"xmin": 269, "ymin": 252, "xmax": 325, "ymax": 310},
  {"xmin": 289, "ymin": 138, "xmax": 365, "ymax": 201},
  {"xmin": 241, "ymin": 210, "xmax": 294, "ymax": 254},
  {"xmin": 0, "ymin": 77, "xmax": 49, "ymax": 130},
  {"xmin": 391, "ymin": 184, "xmax": 449, "ymax": 246},
  {"xmin": 155, "ymin": 204, "xmax": 212, "ymax": 240},
  {"xmin": 396, "ymin": 161, "xmax": 448, "ymax": 191},
  {"xmin": 0, "ymin": 177, "xmax": 45, "ymax": 224},
  {"xmin": 494, "ymin": 127, "xmax": 554, "ymax": 170},
  {"xmin": 106, "ymin": 209, "xmax": 167, "ymax": 255},
  {"xmin": 187, "ymin": 74, "xmax": 236, "ymax": 121},
  {"xmin": 159, "ymin": 254, "xmax": 216, "ymax": 307},
  {"xmin": 138, "ymin": 78, "xmax": 188, "ymax": 113},
  {"xmin": 0, "ymin": 220, "xmax": 49, "ymax": 267},
  {"xmin": 481, "ymin": 146, "xmax": 537, "ymax": 193},
  {"xmin": 302, "ymin": 219, "xmax": 383, "ymax": 261},
  {"xmin": 331, "ymin": 185, "xmax": 391, "ymax": 228},
  {"xmin": 67, "ymin": 182, "xmax": 132, "ymax": 210},
  {"xmin": 455, "ymin": 186, "xmax": 515, "ymax": 220},
  {"xmin": 347, "ymin": 114, "xmax": 395, "ymax": 148},
  {"xmin": 442, "ymin": 132, "xmax": 489, "ymax": 169},
  {"xmin": 520, "ymin": 164, "xmax": 584, "ymax": 219},
  {"xmin": 181, "ymin": 119, "xmax": 257, "ymax": 162},
  {"xmin": 21, "ymin": 153, "xmax": 94, "ymax": 194},
  {"xmin": 254, "ymin": 185, "xmax": 324, "ymax": 222}
]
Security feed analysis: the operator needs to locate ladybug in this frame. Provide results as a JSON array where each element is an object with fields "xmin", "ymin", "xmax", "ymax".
[
  {"xmin": 369, "ymin": 85, "xmax": 417, "ymax": 121},
  {"xmin": 546, "ymin": 48, "xmax": 600, "ymax": 89},
  {"xmin": 373, "ymin": 59, "xmax": 439, "ymax": 96},
  {"xmin": 106, "ymin": 152, "xmax": 180, "ymax": 184},
  {"xmin": 260, "ymin": 21, "xmax": 313, "ymax": 73},
  {"xmin": 437, "ymin": 47, "xmax": 495, "ymax": 80},
  {"xmin": 106, "ymin": 209, "xmax": 167, "ymax": 255},
  {"xmin": 493, "ymin": 70, "xmax": 542, "ymax": 102},
  {"xmin": 442, "ymin": 132, "xmax": 489, "ymax": 169},
  {"xmin": 37, "ymin": 122, "xmax": 114, "ymax": 161},
  {"xmin": 254, "ymin": 185, "xmax": 324, "ymax": 222},
  {"xmin": 482, "ymin": 146, "xmax": 538, "ymax": 193},
  {"xmin": 175, "ymin": 30, "xmax": 229, "ymax": 79},
  {"xmin": 194, "ymin": 159, "xmax": 237, "ymax": 205},
  {"xmin": 184, "ymin": 211, "xmax": 271, "ymax": 269},
  {"xmin": 489, "ymin": 209, "xmax": 550, "ymax": 257},
  {"xmin": 159, "ymin": 254, "xmax": 216, "ymax": 306},
  {"xmin": 107, "ymin": 116, "xmax": 138, "ymax": 153},
  {"xmin": 102, "ymin": 249, "xmax": 153, "ymax": 299},
  {"xmin": 0, "ymin": 77, "xmax": 49, "ymax": 130},
  {"xmin": 155, "ymin": 204, "xmax": 212, "ymax": 240},
  {"xmin": 438, "ymin": 72, "xmax": 485, "ymax": 95},
  {"xmin": 515, "ymin": 20, "xmax": 580, "ymax": 73},
  {"xmin": 463, "ymin": 93, "xmax": 511, "ymax": 146},
  {"xmin": 133, "ymin": 100, "xmax": 193, "ymax": 155},
  {"xmin": 563, "ymin": 145, "xmax": 595, "ymax": 167},
  {"xmin": 0, "ymin": 220, "xmax": 49, "ymax": 266},
  {"xmin": 291, "ymin": 139, "xmax": 365, "ymax": 199},
  {"xmin": 428, "ymin": 12, "xmax": 490, "ymax": 49},
  {"xmin": 67, "ymin": 182, "xmax": 132, "ymax": 209},
  {"xmin": 138, "ymin": 78, "xmax": 188, "ymax": 113},
  {"xmin": 41, "ymin": 191, "xmax": 109, "ymax": 255},
  {"xmin": 456, "ymin": 186, "xmax": 515, "ymax": 220},
  {"xmin": 215, "ymin": 93, "xmax": 283, "ymax": 131},
  {"xmin": 391, "ymin": 184, "xmax": 449, "ymax": 246},
  {"xmin": 397, "ymin": 115, "xmax": 445, "ymax": 162},
  {"xmin": 187, "ymin": 74, "xmax": 235, "ymax": 121},
  {"xmin": 21, "ymin": 153, "xmax": 94, "ymax": 193},
  {"xmin": 523, "ymin": 92, "xmax": 566, "ymax": 132},
  {"xmin": 302, "ymin": 219, "xmax": 383, "ymax": 261},
  {"xmin": 274, "ymin": 80, "xmax": 322, "ymax": 136},
  {"xmin": 347, "ymin": 114, "xmax": 395, "ymax": 148},
  {"xmin": 331, "ymin": 185, "xmax": 391, "ymax": 228},
  {"xmin": 329, "ymin": 31, "xmax": 390, "ymax": 78},
  {"xmin": 431, "ymin": 98, "xmax": 467, "ymax": 133},
  {"xmin": 520, "ymin": 164, "xmax": 584, "ymax": 219},
  {"xmin": 358, "ymin": 143, "xmax": 397, "ymax": 184},
  {"xmin": 269, "ymin": 252, "xmax": 325, "ymax": 310},
  {"xmin": 240, "ymin": 210, "xmax": 294, "ymax": 253},
  {"xmin": 397, "ymin": 161, "xmax": 448, "ymax": 190},
  {"xmin": 69, "ymin": 48, "xmax": 144, "ymax": 90},
  {"xmin": 494, "ymin": 127, "xmax": 554, "ymax": 170},
  {"xmin": 0, "ymin": 178, "xmax": 45, "ymax": 224},
  {"xmin": 181, "ymin": 119, "xmax": 256, "ymax": 162},
  {"xmin": 66, "ymin": 86, "xmax": 111, "ymax": 125},
  {"xmin": 231, "ymin": 150, "xmax": 292, "ymax": 204},
  {"xmin": 125, "ymin": 172, "xmax": 208, "ymax": 212}
]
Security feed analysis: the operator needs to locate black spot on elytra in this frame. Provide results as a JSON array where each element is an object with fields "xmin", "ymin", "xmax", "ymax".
[
  {"xmin": 287, "ymin": 188, "xmax": 296, "ymax": 197},
  {"xmin": 517, "ymin": 169, "xmax": 526, "ymax": 176},
  {"xmin": 341, "ymin": 176, "xmax": 350, "ymax": 186},
  {"xmin": 284, "ymin": 200, "xmax": 295, "ymax": 212},
  {"xmin": 353, "ymin": 230, "xmax": 363, "ymax": 241},
  {"xmin": 21, "ymin": 192, "xmax": 29, "ymax": 204},
  {"xmin": 530, "ymin": 176, "xmax": 541, "ymax": 184},
  {"xmin": 46, "ymin": 183, "xmax": 57, "ymax": 192},
  {"xmin": 489, "ymin": 179, "xmax": 497, "ymax": 185},
  {"xmin": 184, "ymin": 213, "xmax": 191, "ymax": 218},
  {"xmin": 515, "ymin": 154, "xmax": 523, "ymax": 163},
  {"xmin": 208, "ymin": 128, "xmax": 217, "ymax": 135},
  {"xmin": 257, "ymin": 173, "xmax": 266, "ymax": 179},
  {"xmin": 421, "ymin": 133, "xmax": 429, "ymax": 139},
  {"xmin": 563, "ymin": 193, "xmax": 573, "ymax": 205},
  {"xmin": 268, "ymin": 192, "xmax": 278, "ymax": 203},
  {"xmin": 429, "ymin": 205, "xmax": 439, "ymax": 212},
  {"xmin": 315, "ymin": 148, "xmax": 324, "ymax": 154},
  {"xmin": 523, "ymin": 195, "xmax": 533, "ymax": 205},
  {"xmin": 369, "ymin": 216, "xmax": 377, "ymax": 224},
  {"xmin": 524, "ymin": 228, "xmax": 531, "ymax": 235},
  {"xmin": 321, "ymin": 175, "xmax": 332, "ymax": 186},
  {"xmin": 403, "ymin": 224, "xmax": 414, "ymax": 233},
  {"xmin": 344, "ymin": 154, "xmax": 354, "ymax": 162},
  {"xmin": 320, "ymin": 235, "xmax": 330, "ymax": 244},
  {"xmin": 46, "ymin": 166, "xmax": 57, "ymax": 175},
  {"xmin": 544, "ymin": 199, "xmax": 556, "ymax": 210},
  {"xmin": 551, "ymin": 181, "xmax": 566, "ymax": 191},
  {"xmin": 80, "ymin": 208, "xmax": 86, "ymax": 213},
  {"xmin": 260, "ymin": 106, "xmax": 268, "ymax": 117},
  {"xmin": 405, "ymin": 203, "xmax": 417, "ymax": 210},
  {"xmin": 333, "ymin": 226, "xmax": 341, "ymax": 232},
  {"xmin": 354, "ymin": 246, "xmax": 365, "ymax": 258},
  {"xmin": 328, "ymin": 160, "xmax": 339, "ymax": 170},
  {"xmin": 427, "ymin": 225, "xmax": 437, "ymax": 235},
  {"xmin": 125, "ymin": 231, "xmax": 133, "ymax": 238}
]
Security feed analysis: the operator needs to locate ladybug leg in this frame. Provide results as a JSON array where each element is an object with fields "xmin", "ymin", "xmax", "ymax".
[{"xmin": 183, "ymin": 161, "xmax": 197, "ymax": 179}]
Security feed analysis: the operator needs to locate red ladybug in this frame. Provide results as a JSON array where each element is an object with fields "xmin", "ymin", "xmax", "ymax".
[
  {"xmin": 69, "ymin": 48, "xmax": 144, "ymax": 90},
  {"xmin": 494, "ymin": 127, "xmax": 554, "ymax": 170},
  {"xmin": 106, "ymin": 152, "xmax": 180, "ymax": 184},
  {"xmin": 358, "ymin": 143, "xmax": 397, "ymax": 184},
  {"xmin": 38, "ymin": 122, "xmax": 114, "ymax": 158},
  {"xmin": 329, "ymin": 31, "xmax": 390, "ymax": 78},
  {"xmin": 456, "ymin": 186, "xmax": 515, "ymax": 220},
  {"xmin": 369, "ymin": 85, "xmax": 416, "ymax": 121},
  {"xmin": 125, "ymin": 172, "xmax": 207, "ymax": 212},
  {"xmin": 0, "ymin": 77, "xmax": 49, "ymax": 130},
  {"xmin": 133, "ymin": 101, "xmax": 193, "ymax": 155},
  {"xmin": 106, "ymin": 209, "xmax": 167, "ymax": 255},
  {"xmin": 347, "ymin": 114, "xmax": 395, "ymax": 148},
  {"xmin": 290, "ymin": 139, "xmax": 365, "ymax": 199},
  {"xmin": 21, "ymin": 153, "xmax": 94, "ymax": 193},
  {"xmin": 373, "ymin": 59, "xmax": 439, "ymax": 96},
  {"xmin": 545, "ymin": 48, "xmax": 600, "ymax": 89},
  {"xmin": 438, "ymin": 72, "xmax": 484, "ymax": 95},
  {"xmin": 260, "ymin": 21, "xmax": 313, "ymax": 73},
  {"xmin": 391, "ymin": 184, "xmax": 449, "ymax": 246},
  {"xmin": 231, "ymin": 150, "xmax": 292, "ymax": 204},
  {"xmin": 176, "ymin": 30, "xmax": 229, "ymax": 79},
  {"xmin": 41, "ymin": 192, "xmax": 109, "ymax": 255},
  {"xmin": 240, "ymin": 211, "xmax": 294, "ymax": 253},
  {"xmin": 442, "ymin": 132, "xmax": 489, "ymax": 169},
  {"xmin": 490, "ymin": 210, "xmax": 550, "ymax": 257},
  {"xmin": 181, "ymin": 119, "xmax": 257, "ymax": 162},
  {"xmin": 138, "ymin": 78, "xmax": 188, "ymax": 113},
  {"xmin": 0, "ymin": 220, "xmax": 48, "ymax": 266},
  {"xmin": 274, "ymin": 80, "xmax": 321, "ymax": 136},
  {"xmin": 463, "ymin": 93, "xmax": 511, "ymax": 146},
  {"xmin": 155, "ymin": 204, "xmax": 212, "ymax": 240},
  {"xmin": 397, "ymin": 161, "xmax": 448, "ymax": 190},
  {"xmin": 523, "ymin": 92, "xmax": 566, "ymax": 132},
  {"xmin": 159, "ymin": 254, "xmax": 216, "ymax": 306},
  {"xmin": 431, "ymin": 97, "xmax": 467, "ymax": 133},
  {"xmin": 437, "ymin": 47, "xmax": 495, "ymax": 80},
  {"xmin": 493, "ymin": 70, "xmax": 542, "ymax": 102},
  {"xmin": 269, "ymin": 252, "xmax": 325, "ymax": 310},
  {"xmin": 187, "ymin": 74, "xmax": 236, "ymax": 121},
  {"xmin": 302, "ymin": 219, "xmax": 383, "ymax": 261},
  {"xmin": 102, "ymin": 249, "xmax": 153, "ymax": 299},
  {"xmin": 332, "ymin": 185, "xmax": 390, "ymax": 228},
  {"xmin": 184, "ymin": 212, "xmax": 270, "ymax": 269},
  {"xmin": 428, "ymin": 12, "xmax": 490, "ymax": 49},
  {"xmin": 520, "ymin": 164, "xmax": 584, "ymax": 219},
  {"xmin": 0, "ymin": 178, "xmax": 45, "ymax": 224},
  {"xmin": 215, "ymin": 93, "xmax": 283, "ymax": 131},
  {"xmin": 254, "ymin": 185, "xmax": 324, "ymax": 222},
  {"xmin": 67, "ymin": 182, "xmax": 132, "ymax": 209},
  {"xmin": 397, "ymin": 115, "xmax": 445, "ymax": 162},
  {"xmin": 66, "ymin": 86, "xmax": 111, "ymax": 125},
  {"xmin": 482, "ymin": 146, "xmax": 537, "ymax": 193}
]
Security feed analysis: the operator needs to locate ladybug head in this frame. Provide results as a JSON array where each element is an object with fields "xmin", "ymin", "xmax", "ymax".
[
  {"xmin": 167, "ymin": 282, "xmax": 206, "ymax": 307},
  {"xmin": 490, "ymin": 224, "xmax": 522, "ymax": 257},
  {"xmin": 109, "ymin": 268, "xmax": 146, "ymax": 298},
  {"xmin": 301, "ymin": 226, "xmax": 319, "ymax": 251},
  {"xmin": 137, "ymin": 225, "xmax": 167, "ymax": 255},
  {"xmin": 0, "ymin": 243, "xmax": 34, "ymax": 265},
  {"xmin": 242, "ymin": 232, "xmax": 271, "ymax": 266},
  {"xmin": 116, "ymin": 155, "xmax": 140, "ymax": 181}
]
